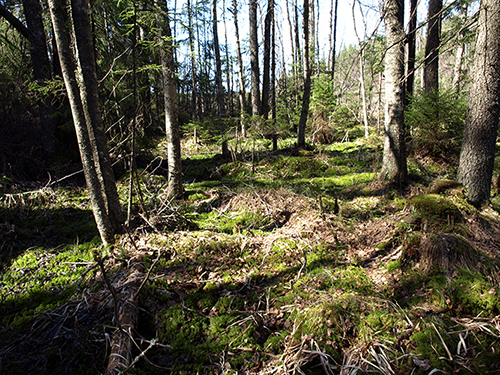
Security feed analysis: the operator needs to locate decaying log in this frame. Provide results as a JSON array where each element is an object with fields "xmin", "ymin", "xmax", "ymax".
[{"xmin": 106, "ymin": 267, "xmax": 143, "ymax": 374}]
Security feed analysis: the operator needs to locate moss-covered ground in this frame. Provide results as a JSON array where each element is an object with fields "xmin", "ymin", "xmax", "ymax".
[{"xmin": 1, "ymin": 136, "xmax": 500, "ymax": 374}]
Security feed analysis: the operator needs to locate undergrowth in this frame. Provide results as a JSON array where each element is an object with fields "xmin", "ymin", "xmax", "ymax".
[{"xmin": 1, "ymin": 137, "xmax": 500, "ymax": 374}]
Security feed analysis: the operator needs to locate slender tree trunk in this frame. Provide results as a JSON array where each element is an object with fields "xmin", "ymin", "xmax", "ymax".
[
  {"xmin": 330, "ymin": 0, "xmax": 338, "ymax": 80},
  {"xmin": 271, "ymin": 15, "xmax": 276, "ymax": 121},
  {"xmin": 452, "ymin": 2, "xmax": 468, "ymax": 97},
  {"xmin": 285, "ymin": 0, "xmax": 296, "ymax": 78},
  {"xmin": 297, "ymin": 0, "xmax": 311, "ymax": 149},
  {"xmin": 231, "ymin": 0, "xmax": 247, "ymax": 136},
  {"xmin": 212, "ymin": 0, "xmax": 228, "ymax": 156},
  {"xmin": 352, "ymin": 0, "xmax": 369, "ymax": 137},
  {"xmin": 308, "ymin": 0, "xmax": 315, "ymax": 73},
  {"xmin": 187, "ymin": 0, "xmax": 198, "ymax": 119},
  {"xmin": 405, "ymin": 0, "xmax": 417, "ymax": 105},
  {"xmin": 380, "ymin": 0, "xmax": 407, "ymax": 183},
  {"xmin": 359, "ymin": 51, "xmax": 369, "ymax": 138},
  {"xmin": 22, "ymin": 0, "xmax": 56, "ymax": 156},
  {"xmin": 213, "ymin": 0, "xmax": 224, "ymax": 117},
  {"xmin": 156, "ymin": 0, "xmax": 184, "ymax": 199},
  {"xmin": 72, "ymin": 0, "xmax": 123, "ymax": 229},
  {"xmin": 457, "ymin": 0, "xmax": 500, "ymax": 207},
  {"xmin": 294, "ymin": 1, "xmax": 302, "ymax": 75},
  {"xmin": 249, "ymin": 0, "xmax": 261, "ymax": 117},
  {"xmin": 48, "ymin": 0, "xmax": 122, "ymax": 245},
  {"xmin": 423, "ymin": 0, "xmax": 442, "ymax": 94},
  {"xmin": 261, "ymin": 0, "xmax": 274, "ymax": 119},
  {"xmin": 222, "ymin": 0, "xmax": 232, "ymax": 116}
]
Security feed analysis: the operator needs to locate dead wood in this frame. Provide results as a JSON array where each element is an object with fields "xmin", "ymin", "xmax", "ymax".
[{"xmin": 106, "ymin": 266, "xmax": 143, "ymax": 374}]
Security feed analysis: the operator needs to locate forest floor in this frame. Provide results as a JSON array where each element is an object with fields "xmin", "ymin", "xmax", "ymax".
[{"xmin": 1, "ymin": 136, "xmax": 500, "ymax": 374}]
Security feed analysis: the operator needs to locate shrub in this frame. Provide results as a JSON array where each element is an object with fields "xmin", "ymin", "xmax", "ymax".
[{"xmin": 405, "ymin": 89, "xmax": 466, "ymax": 159}]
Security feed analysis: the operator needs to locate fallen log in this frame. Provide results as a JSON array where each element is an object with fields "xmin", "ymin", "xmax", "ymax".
[{"xmin": 106, "ymin": 267, "xmax": 143, "ymax": 374}]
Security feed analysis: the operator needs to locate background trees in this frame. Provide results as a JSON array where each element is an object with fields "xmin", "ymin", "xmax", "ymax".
[{"xmin": 1, "ymin": 0, "xmax": 497, "ymax": 202}]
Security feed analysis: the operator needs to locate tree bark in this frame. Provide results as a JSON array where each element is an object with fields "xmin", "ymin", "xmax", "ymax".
[
  {"xmin": 71, "ymin": 0, "xmax": 123, "ymax": 231},
  {"xmin": 452, "ymin": 2, "xmax": 468, "ymax": 97},
  {"xmin": 249, "ymin": 0, "xmax": 261, "ymax": 117},
  {"xmin": 457, "ymin": 0, "xmax": 500, "ymax": 207},
  {"xmin": 230, "ymin": 0, "xmax": 247, "ymax": 136},
  {"xmin": 297, "ymin": 0, "xmax": 311, "ymax": 149},
  {"xmin": 405, "ymin": 0, "xmax": 417, "ymax": 105},
  {"xmin": 48, "ymin": 0, "xmax": 122, "ymax": 245},
  {"xmin": 23, "ymin": 0, "xmax": 56, "ymax": 156},
  {"xmin": 423, "ymin": 0, "xmax": 442, "ymax": 94},
  {"xmin": 330, "ymin": 0, "xmax": 338, "ymax": 80},
  {"xmin": 261, "ymin": 0, "xmax": 274, "ymax": 119},
  {"xmin": 352, "ymin": 0, "xmax": 369, "ymax": 138},
  {"xmin": 213, "ymin": 0, "xmax": 225, "ymax": 118},
  {"xmin": 156, "ymin": 0, "xmax": 184, "ymax": 199},
  {"xmin": 380, "ymin": 0, "xmax": 407, "ymax": 183},
  {"xmin": 212, "ymin": 0, "xmax": 228, "ymax": 156},
  {"xmin": 187, "ymin": 0, "xmax": 198, "ymax": 119}
]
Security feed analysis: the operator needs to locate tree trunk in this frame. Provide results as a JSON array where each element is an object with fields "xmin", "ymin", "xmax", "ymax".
[
  {"xmin": 48, "ymin": 0, "xmax": 122, "ymax": 245},
  {"xmin": 330, "ymin": 0, "xmax": 338, "ymax": 80},
  {"xmin": 423, "ymin": 0, "xmax": 442, "ymax": 94},
  {"xmin": 380, "ymin": 0, "xmax": 407, "ymax": 183},
  {"xmin": 156, "ymin": 0, "xmax": 184, "ymax": 199},
  {"xmin": 249, "ymin": 0, "xmax": 261, "ymax": 117},
  {"xmin": 297, "ymin": 0, "xmax": 311, "ymax": 149},
  {"xmin": 285, "ymin": 0, "xmax": 296, "ymax": 79},
  {"xmin": 231, "ymin": 0, "xmax": 247, "ymax": 136},
  {"xmin": 22, "ymin": 0, "xmax": 56, "ymax": 156},
  {"xmin": 405, "ymin": 0, "xmax": 417, "ymax": 105},
  {"xmin": 187, "ymin": 0, "xmax": 198, "ymax": 119},
  {"xmin": 352, "ymin": 0, "xmax": 369, "ymax": 138},
  {"xmin": 222, "ymin": 0, "xmax": 233, "ymax": 116},
  {"xmin": 452, "ymin": 2, "xmax": 468, "ymax": 97},
  {"xmin": 457, "ymin": 0, "xmax": 500, "ymax": 207},
  {"xmin": 271, "ymin": 15, "xmax": 276, "ymax": 121},
  {"xmin": 261, "ymin": 0, "xmax": 274, "ymax": 119},
  {"xmin": 213, "ymin": 0, "xmax": 225, "ymax": 117},
  {"xmin": 294, "ymin": 1, "xmax": 302, "ymax": 76},
  {"xmin": 72, "ymin": 0, "xmax": 123, "ymax": 231},
  {"xmin": 212, "ymin": 0, "xmax": 228, "ymax": 156}
]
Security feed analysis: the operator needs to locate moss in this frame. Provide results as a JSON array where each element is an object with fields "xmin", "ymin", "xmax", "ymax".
[
  {"xmin": 0, "ymin": 242, "xmax": 95, "ymax": 326},
  {"xmin": 387, "ymin": 259, "xmax": 401, "ymax": 273},
  {"xmin": 449, "ymin": 268, "xmax": 499, "ymax": 314},
  {"xmin": 409, "ymin": 194, "xmax": 462, "ymax": 224},
  {"xmin": 359, "ymin": 307, "xmax": 406, "ymax": 342},
  {"xmin": 410, "ymin": 317, "xmax": 454, "ymax": 370}
]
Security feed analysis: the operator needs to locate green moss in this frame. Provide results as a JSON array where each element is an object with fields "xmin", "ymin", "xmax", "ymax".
[
  {"xmin": 410, "ymin": 317, "xmax": 454, "ymax": 370},
  {"xmin": 193, "ymin": 210, "xmax": 272, "ymax": 234},
  {"xmin": 330, "ymin": 266, "xmax": 374, "ymax": 294},
  {"xmin": 359, "ymin": 308, "xmax": 406, "ymax": 342},
  {"xmin": 387, "ymin": 260, "xmax": 400, "ymax": 273},
  {"xmin": 409, "ymin": 194, "xmax": 462, "ymax": 223},
  {"xmin": 0, "ymin": 242, "xmax": 95, "ymax": 326},
  {"xmin": 449, "ymin": 268, "xmax": 499, "ymax": 314}
]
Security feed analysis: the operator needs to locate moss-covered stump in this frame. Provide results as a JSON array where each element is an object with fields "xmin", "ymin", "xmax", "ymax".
[{"xmin": 409, "ymin": 194, "xmax": 463, "ymax": 228}]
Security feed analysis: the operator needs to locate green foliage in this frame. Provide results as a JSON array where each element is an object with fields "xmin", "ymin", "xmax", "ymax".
[{"xmin": 405, "ymin": 89, "xmax": 466, "ymax": 158}]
